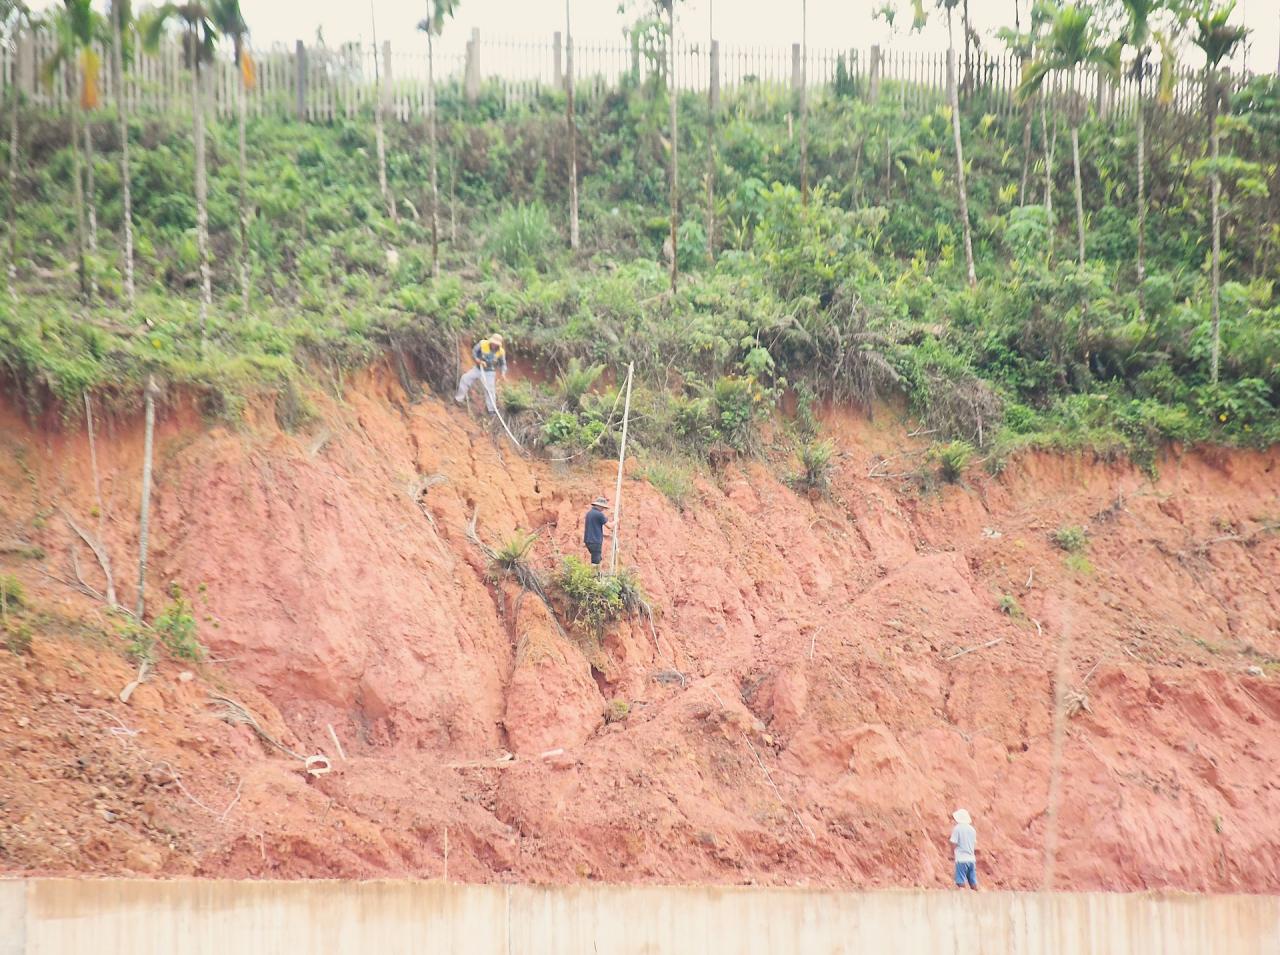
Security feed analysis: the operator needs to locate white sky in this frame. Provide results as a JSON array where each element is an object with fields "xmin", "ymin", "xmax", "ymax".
[
  {"xmin": 26, "ymin": 0, "xmax": 1280, "ymax": 75},
  {"xmin": 257, "ymin": 0, "xmax": 1278, "ymax": 75}
]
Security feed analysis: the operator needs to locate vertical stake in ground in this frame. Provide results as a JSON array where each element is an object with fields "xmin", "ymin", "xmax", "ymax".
[{"xmin": 610, "ymin": 362, "xmax": 635, "ymax": 575}]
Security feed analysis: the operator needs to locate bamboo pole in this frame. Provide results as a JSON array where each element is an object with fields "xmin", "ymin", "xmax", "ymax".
[{"xmin": 609, "ymin": 363, "xmax": 635, "ymax": 575}]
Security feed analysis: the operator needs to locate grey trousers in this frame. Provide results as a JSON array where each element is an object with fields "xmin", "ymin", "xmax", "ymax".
[{"xmin": 455, "ymin": 367, "xmax": 498, "ymax": 412}]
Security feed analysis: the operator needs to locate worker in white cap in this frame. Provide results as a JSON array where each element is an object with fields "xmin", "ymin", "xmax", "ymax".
[
  {"xmin": 950, "ymin": 808, "xmax": 978, "ymax": 889},
  {"xmin": 455, "ymin": 333, "xmax": 507, "ymax": 413}
]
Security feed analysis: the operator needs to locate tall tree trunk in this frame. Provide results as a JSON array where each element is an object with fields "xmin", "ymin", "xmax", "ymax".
[
  {"xmin": 946, "ymin": 19, "xmax": 976, "ymax": 288},
  {"xmin": 427, "ymin": 30, "xmax": 440, "ymax": 280},
  {"xmin": 799, "ymin": 0, "xmax": 808, "ymax": 205},
  {"xmin": 135, "ymin": 375, "xmax": 158, "ymax": 620},
  {"xmin": 237, "ymin": 59, "xmax": 250, "ymax": 314},
  {"xmin": 71, "ymin": 87, "xmax": 89, "ymax": 300},
  {"xmin": 1209, "ymin": 70, "xmax": 1222, "ymax": 384},
  {"xmin": 193, "ymin": 54, "xmax": 212, "ymax": 348},
  {"xmin": 371, "ymin": 9, "xmax": 395, "ymax": 222},
  {"xmin": 666, "ymin": 2, "xmax": 678, "ymax": 293},
  {"xmin": 1018, "ymin": 52, "xmax": 1032, "ymax": 205},
  {"xmin": 705, "ymin": 5, "xmax": 715, "ymax": 263},
  {"xmin": 1135, "ymin": 68, "xmax": 1146, "ymax": 317},
  {"xmin": 112, "ymin": 6, "xmax": 135, "ymax": 307},
  {"xmin": 1041, "ymin": 97, "xmax": 1055, "ymax": 261},
  {"xmin": 1070, "ymin": 123, "xmax": 1085, "ymax": 266},
  {"xmin": 6, "ymin": 81, "xmax": 19, "ymax": 299},
  {"xmin": 566, "ymin": 0, "xmax": 579, "ymax": 250},
  {"xmin": 83, "ymin": 119, "xmax": 98, "ymax": 255},
  {"xmin": 962, "ymin": 0, "xmax": 972, "ymax": 95}
]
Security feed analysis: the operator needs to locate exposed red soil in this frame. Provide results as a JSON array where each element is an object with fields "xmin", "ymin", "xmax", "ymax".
[{"xmin": 1, "ymin": 366, "xmax": 1278, "ymax": 891}]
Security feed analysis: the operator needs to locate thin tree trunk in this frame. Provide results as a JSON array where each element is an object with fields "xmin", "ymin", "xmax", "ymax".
[
  {"xmin": 1071, "ymin": 123, "xmax": 1085, "ymax": 266},
  {"xmin": 799, "ymin": 0, "xmax": 808, "ymax": 205},
  {"xmin": 946, "ymin": 20, "xmax": 976, "ymax": 288},
  {"xmin": 449, "ymin": 150, "xmax": 457, "ymax": 243},
  {"xmin": 237, "ymin": 58, "xmax": 250, "ymax": 314},
  {"xmin": 1135, "ymin": 67, "xmax": 1146, "ymax": 316},
  {"xmin": 566, "ymin": 0, "xmax": 579, "ymax": 250},
  {"xmin": 371, "ymin": 6, "xmax": 395, "ymax": 222},
  {"xmin": 1209, "ymin": 71, "xmax": 1222, "ymax": 384},
  {"xmin": 1018, "ymin": 55, "xmax": 1031, "ymax": 205},
  {"xmin": 666, "ymin": 2, "xmax": 678, "ymax": 293},
  {"xmin": 1042, "ymin": 97, "xmax": 1055, "ymax": 261},
  {"xmin": 83, "ymin": 119, "xmax": 98, "ymax": 255},
  {"xmin": 135, "ymin": 375, "xmax": 158, "ymax": 620},
  {"xmin": 71, "ymin": 89, "xmax": 89, "ymax": 300},
  {"xmin": 427, "ymin": 30, "xmax": 440, "ymax": 279},
  {"xmin": 112, "ymin": 6, "xmax": 135, "ymax": 307},
  {"xmin": 7, "ymin": 80, "xmax": 19, "ymax": 300},
  {"xmin": 962, "ymin": 0, "xmax": 972, "ymax": 95},
  {"xmin": 706, "ymin": 45, "xmax": 715, "ymax": 262},
  {"xmin": 193, "ymin": 54, "xmax": 212, "ymax": 348},
  {"xmin": 84, "ymin": 390, "xmax": 117, "ymax": 608}
]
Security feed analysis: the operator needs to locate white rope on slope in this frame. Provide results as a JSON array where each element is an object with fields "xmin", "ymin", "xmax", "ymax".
[{"xmin": 479, "ymin": 373, "xmax": 529, "ymax": 456}]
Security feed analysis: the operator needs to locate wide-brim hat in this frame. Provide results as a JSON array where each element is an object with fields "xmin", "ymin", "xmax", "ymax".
[
  {"xmin": 489, "ymin": 333, "xmax": 504, "ymax": 345},
  {"xmin": 953, "ymin": 808, "xmax": 972, "ymax": 825},
  {"xmin": 591, "ymin": 496, "xmax": 610, "ymax": 508}
]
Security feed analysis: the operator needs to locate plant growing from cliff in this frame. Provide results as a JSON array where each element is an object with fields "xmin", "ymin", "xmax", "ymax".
[
  {"xmin": 604, "ymin": 698, "xmax": 630, "ymax": 723},
  {"xmin": 792, "ymin": 438, "xmax": 836, "ymax": 493},
  {"xmin": 641, "ymin": 459, "xmax": 694, "ymax": 511},
  {"xmin": 998, "ymin": 593, "xmax": 1025, "ymax": 619},
  {"xmin": 153, "ymin": 583, "xmax": 204, "ymax": 661},
  {"xmin": 556, "ymin": 357, "xmax": 604, "ymax": 411},
  {"xmin": 1051, "ymin": 524, "xmax": 1088, "ymax": 553},
  {"xmin": 556, "ymin": 557, "xmax": 646, "ymax": 639},
  {"xmin": 933, "ymin": 440, "xmax": 973, "ymax": 483}
]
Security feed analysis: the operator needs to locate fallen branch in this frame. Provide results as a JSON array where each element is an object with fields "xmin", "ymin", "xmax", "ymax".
[
  {"xmin": 62, "ymin": 508, "xmax": 116, "ymax": 608},
  {"xmin": 944, "ymin": 637, "xmax": 1004, "ymax": 661},
  {"xmin": 119, "ymin": 658, "xmax": 151, "ymax": 704},
  {"xmin": 327, "ymin": 723, "xmax": 347, "ymax": 761}
]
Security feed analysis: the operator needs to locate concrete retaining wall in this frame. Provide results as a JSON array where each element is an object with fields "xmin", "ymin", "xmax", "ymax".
[{"xmin": 2, "ymin": 880, "xmax": 1277, "ymax": 954}]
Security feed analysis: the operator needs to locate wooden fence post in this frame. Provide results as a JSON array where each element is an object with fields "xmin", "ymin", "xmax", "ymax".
[
  {"xmin": 554, "ymin": 31, "xmax": 563, "ymax": 91},
  {"xmin": 869, "ymin": 44, "xmax": 881, "ymax": 103},
  {"xmin": 382, "ymin": 41, "xmax": 393, "ymax": 114},
  {"xmin": 710, "ymin": 39, "xmax": 720, "ymax": 111},
  {"xmin": 791, "ymin": 42, "xmax": 802, "ymax": 92},
  {"xmin": 17, "ymin": 32, "xmax": 34, "ymax": 97},
  {"xmin": 631, "ymin": 31, "xmax": 640, "ymax": 84},
  {"xmin": 295, "ymin": 40, "xmax": 307, "ymax": 120},
  {"xmin": 465, "ymin": 28, "xmax": 480, "ymax": 103}
]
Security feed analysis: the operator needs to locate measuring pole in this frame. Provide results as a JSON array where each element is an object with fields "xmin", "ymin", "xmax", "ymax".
[{"xmin": 610, "ymin": 362, "xmax": 635, "ymax": 574}]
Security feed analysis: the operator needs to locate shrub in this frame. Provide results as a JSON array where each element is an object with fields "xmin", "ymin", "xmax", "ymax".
[
  {"xmin": 604, "ymin": 698, "xmax": 631, "ymax": 724},
  {"xmin": 153, "ymin": 585, "xmax": 204, "ymax": 662},
  {"xmin": 712, "ymin": 376, "xmax": 762, "ymax": 451},
  {"xmin": 492, "ymin": 529, "xmax": 538, "ymax": 574},
  {"xmin": 642, "ymin": 460, "xmax": 695, "ymax": 511},
  {"xmin": 501, "ymin": 380, "xmax": 536, "ymax": 415},
  {"xmin": 484, "ymin": 202, "xmax": 557, "ymax": 271},
  {"xmin": 998, "ymin": 594, "xmax": 1025, "ymax": 619},
  {"xmin": 3, "ymin": 621, "xmax": 32, "ymax": 655},
  {"xmin": 933, "ymin": 441, "xmax": 973, "ymax": 483},
  {"xmin": 1064, "ymin": 553, "xmax": 1095, "ymax": 575},
  {"xmin": 793, "ymin": 439, "xmax": 836, "ymax": 493},
  {"xmin": 557, "ymin": 556, "xmax": 623, "ymax": 638},
  {"xmin": 0, "ymin": 574, "xmax": 25, "ymax": 610},
  {"xmin": 556, "ymin": 357, "xmax": 604, "ymax": 411},
  {"xmin": 1051, "ymin": 525, "xmax": 1088, "ymax": 553}
]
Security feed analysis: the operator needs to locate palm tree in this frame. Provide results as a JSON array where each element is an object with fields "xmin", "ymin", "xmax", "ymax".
[
  {"xmin": 2, "ymin": 1, "xmax": 32, "ymax": 299},
  {"xmin": 211, "ymin": 0, "xmax": 252, "ymax": 314},
  {"xmin": 1018, "ymin": 3, "xmax": 1120, "ymax": 266},
  {"xmin": 565, "ymin": 0, "xmax": 578, "ymax": 250},
  {"xmin": 416, "ymin": 0, "xmax": 460, "ymax": 281},
  {"xmin": 1118, "ymin": 0, "xmax": 1178, "ymax": 317},
  {"xmin": 44, "ymin": 0, "xmax": 102, "ymax": 300},
  {"xmin": 1190, "ymin": 0, "xmax": 1247, "ymax": 384},
  {"xmin": 110, "ymin": 0, "xmax": 137, "ymax": 307},
  {"xmin": 143, "ymin": 3, "xmax": 218, "ymax": 347},
  {"xmin": 997, "ymin": 0, "xmax": 1053, "ymax": 207}
]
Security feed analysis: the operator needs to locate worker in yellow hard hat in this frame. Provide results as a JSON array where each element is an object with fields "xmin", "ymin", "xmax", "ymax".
[{"xmin": 454, "ymin": 333, "xmax": 507, "ymax": 413}]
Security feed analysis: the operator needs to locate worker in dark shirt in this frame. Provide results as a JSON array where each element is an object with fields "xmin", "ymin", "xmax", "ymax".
[{"xmin": 583, "ymin": 496, "xmax": 610, "ymax": 571}]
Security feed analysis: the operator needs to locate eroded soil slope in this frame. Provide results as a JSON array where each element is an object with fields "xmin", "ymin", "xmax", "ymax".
[{"xmin": 2, "ymin": 368, "xmax": 1278, "ymax": 890}]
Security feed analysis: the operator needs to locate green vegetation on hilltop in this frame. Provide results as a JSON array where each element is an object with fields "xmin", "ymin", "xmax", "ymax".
[{"xmin": 1, "ymin": 45, "xmax": 1278, "ymax": 465}]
